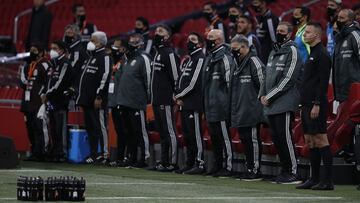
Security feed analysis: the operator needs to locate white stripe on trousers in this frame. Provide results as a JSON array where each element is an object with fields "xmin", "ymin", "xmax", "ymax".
[
  {"xmin": 285, "ymin": 112, "xmax": 297, "ymax": 174},
  {"xmin": 165, "ymin": 106, "xmax": 177, "ymax": 164},
  {"xmin": 61, "ymin": 111, "xmax": 67, "ymax": 156},
  {"xmin": 140, "ymin": 110, "xmax": 150, "ymax": 159},
  {"xmin": 194, "ymin": 112, "xmax": 203, "ymax": 162},
  {"xmin": 220, "ymin": 121, "xmax": 232, "ymax": 171},
  {"xmin": 251, "ymin": 127, "xmax": 260, "ymax": 173},
  {"xmin": 99, "ymin": 109, "xmax": 109, "ymax": 156}
]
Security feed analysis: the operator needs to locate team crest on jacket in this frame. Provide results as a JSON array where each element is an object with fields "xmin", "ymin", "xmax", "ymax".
[
  {"xmin": 83, "ymin": 29, "xmax": 88, "ymax": 34},
  {"xmin": 279, "ymin": 55, "xmax": 284, "ymax": 61},
  {"xmin": 131, "ymin": 60, "xmax": 136, "ymax": 66},
  {"xmin": 157, "ymin": 55, "xmax": 161, "ymax": 61},
  {"xmin": 33, "ymin": 69, "xmax": 38, "ymax": 76},
  {"xmin": 342, "ymin": 41, "xmax": 348, "ymax": 47},
  {"xmin": 91, "ymin": 59, "xmax": 96, "ymax": 64}
]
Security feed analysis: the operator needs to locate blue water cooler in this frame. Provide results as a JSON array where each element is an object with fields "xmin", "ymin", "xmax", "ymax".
[{"xmin": 68, "ymin": 129, "xmax": 90, "ymax": 163}]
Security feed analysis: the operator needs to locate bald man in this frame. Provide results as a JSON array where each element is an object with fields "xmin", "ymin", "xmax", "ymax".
[{"xmin": 203, "ymin": 29, "xmax": 236, "ymax": 177}]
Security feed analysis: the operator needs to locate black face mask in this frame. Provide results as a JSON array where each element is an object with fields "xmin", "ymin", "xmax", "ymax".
[
  {"xmin": 64, "ymin": 36, "xmax": 75, "ymax": 45},
  {"xmin": 252, "ymin": 5, "xmax": 262, "ymax": 13},
  {"xmin": 327, "ymin": 8, "xmax": 337, "ymax": 18},
  {"xmin": 126, "ymin": 44, "xmax": 139, "ymax": 58},
  {"xmin": 292, "ymin": 17, "xmax": 301, "ymax": 26},
  {"xmin": 29, "ymin": 52, "xmax": 38, "ymax": 61},
  {"xmin": 336, "ymin": 20, "xmax": 346, "ymax": 31},
  {"xmin": 203, "ymin": 12, "xmax": 213, "ymax": 22},
  {"xmin": 231, "ymin": 49, "xmax": 241, "ymax": 59},
  {"xmin": 276, "ymin": 33, "xmax": 288, "ymax": 44},
  {"xmin": 206, "ymin": 39, "xmax": 217, "ymax": 51},
  {"xmin": 154, "ymin": 34, "xmax": 165, "ymax": 46},
  {"xmin": 135, "ymin": 28, "xmax": 143, "ymax": 34},
  {"xmin": 111, "ymin": 48, "xmax": 124, "ymax": 62},
  {"xmin": 78, "ymin": 15, "xmax": 86, "ymax": 25},
  {"xmin": 187, "ymin": 41, "xmax": 198, "ymax": 52},
  {"xmin": 229, "ymin": 14, "xmax": 238, "ymax": 23}
]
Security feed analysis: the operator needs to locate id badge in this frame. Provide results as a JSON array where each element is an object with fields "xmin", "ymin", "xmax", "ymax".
[
  {"xmin": 25, "ymin": 90, "xmax": 30, "ymax": 101},
  {"xmin": 108, "ymin": 82, "xmax": 115, "ymax": 93},
  {"xmin": 333, "ymin": 100, "xmax": 339, "ymax": 115}
]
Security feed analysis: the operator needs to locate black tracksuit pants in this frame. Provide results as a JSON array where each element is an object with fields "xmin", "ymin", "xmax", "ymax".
[
  {"xmin": 153, "ymin": 105, "xmax": 178, "ymax": 166},
  {"xmin": 119, "ymin": 106, "xmax": 150, "ymax": 164},
  {"xmin": 83, "ymin": 107, "xmax": 108, "ymax": 158},
  {"xmin": 48, "ymin": 110, "xmax": 67, "ymax": 158},
  {"xmin": 238, "ymin": 125, "xmax": 262, "ymax": 173},
  {"xmin": 111, "ymin": 107, "xmax": 127, "ymax": 161},
  {"xmin": 181, "ymin": 110, "xmax": 204, "ymax": 168},
  {"xmin": 208, "ymin": 121, "xmax": 233, "ymax": 171},
  {"xmin": 24, "ymin": 111, "xmax": 47, "ymax": 157},
  {"xmin": 267, "ymin": 112, "xmax": 298, "ymax": 174}
]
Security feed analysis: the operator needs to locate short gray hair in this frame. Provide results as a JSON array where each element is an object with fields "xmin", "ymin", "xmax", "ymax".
[
  {"xmin": 92, "ymin": 31, "xmax": 107, "ymax": 46},
  {"xmin": 231, "ymin": 34, "xmax": 249, "ymax": 47},
  {"xmin": 64, "ymin": 24, "xmax": 80, "ymax": 35}
]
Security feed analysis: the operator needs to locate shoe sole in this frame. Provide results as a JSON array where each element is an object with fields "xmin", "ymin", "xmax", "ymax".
[
  {"xmin": 242, "ymin": 178, "xmax": 262, "ymax": 182},
  {"xmin": 280, "ymin": 181, "xmax": 303, "ymax": 185}
]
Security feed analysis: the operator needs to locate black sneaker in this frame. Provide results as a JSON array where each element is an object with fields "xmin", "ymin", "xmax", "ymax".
[
  {"xmin": 204, "ymin": 167, "xmax": 220, "ymax": 176},
  {"xmin": 94, "ymin": 155, "xmax": 108, "ymax": 165},
  {"xmin": 184, "ymin": 166, "xmax": 205, "ymax": 175},
  {"xmin": 276, "ymin": 173, "xmax": 302, "ymax": 184},
  {"xmin": 311, "ymin": 181, "xmax": 334, "ymax": 190},
  {"xmin": 175, "ymin": 166, "xmax": 193, "ymax": 174},
  {"xmin": 242, "ymin": 172, "xmax": 262, "ymax": 181},
  {"xmin": 155, "ymin": 163, "xmax": 169, "ymax": 172},
  {"xmin": 357, "ymin": 184, "xmax": 360, "ymax": 190},
  {"xmin": 108, "ymin": 160, "xmax": 118, "ymax": 167},
  {"xmin": 296, "ymin": 179, "xmax": 319, "ymax": 189},
  {"xmin": 167, "ymin": 164, "xmax": 179, "ymax": 172},
  {"xmin": 213, "ymin": 168, "xmax": 232, "ymax": 178},
  {"xmin": 131, "ymin": 162, "xmax": 148, "ymax": 168}
]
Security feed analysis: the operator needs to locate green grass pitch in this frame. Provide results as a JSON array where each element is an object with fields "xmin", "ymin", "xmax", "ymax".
[{"xmin": 0, "ymin": 161, "xmax": 359, "ymax": 202}]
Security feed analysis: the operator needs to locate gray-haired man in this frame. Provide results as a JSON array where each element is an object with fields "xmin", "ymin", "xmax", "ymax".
[{"xmin": 76, "ymin": 31, "xmax": 112, "ymax": 164}]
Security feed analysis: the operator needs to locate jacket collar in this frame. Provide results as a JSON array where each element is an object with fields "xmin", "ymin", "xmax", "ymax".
[
  {"xmin": 210, "ymin": 45, "xmax": 225, "ymax": 62},
  {"xmin": 69, "ymin": 40, "xmax": 81, "ymax": 49},
  {"xmin": 190, "ymin": 48, "xmax": 202, "ymax": 56}
]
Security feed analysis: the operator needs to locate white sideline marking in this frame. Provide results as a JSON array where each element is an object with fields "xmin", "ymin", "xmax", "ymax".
[
  {"xmin": 0, "ymin": 196, "xmax": 343, "ymax": 201},
  {"xmin": 87, "ymin": 182, "xmax": 196, "ymax": 185},
  {"xmin": 0, "ymin": 169, "xmax": 63, "ymax": 172}
]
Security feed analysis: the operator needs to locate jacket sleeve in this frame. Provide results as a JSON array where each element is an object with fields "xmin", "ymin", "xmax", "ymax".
[
  {"xmin": 175, "ymin": 57, "xmax": 204, "ymax": 99},
  {"xmin": 250, "ymin": 56, "xmax": 265, "ymax": 93},
  {"xmin": 350, "ymin": 31, "xmax": 360, "ymax": 61},
  {"xmin": 96, "ymin": 55, "xmax": 112, "ymax": 99},
  {"xmin": 141, "ymin": 54, "xmax": 152, "ymax": 98},
  {"xmin": 165, "ymin": 52, "xmax": 180, "ymax": 88},
  {"xmin": 222, "ymin": 55, "xmax": 233, "ymax": 88},
  {"xmin": 265, "ymin": 46, "xmax": 301, "ymax": 103},
  {"xmin": 267, "ymin": 15, "xmax": 279, "ymax": 43},
  {"xmin": 20, "ymin": 64, "xmax": 29, "ymax": 89},
  {"xmin": 46, "ymin": 62, "xmax": 72, "ymax": 98}
]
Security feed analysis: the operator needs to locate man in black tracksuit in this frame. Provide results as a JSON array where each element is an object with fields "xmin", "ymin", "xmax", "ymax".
[
  {"xmin": 296, "ymin": 22, "xmax": 333, "ymax": 190},
  {"xmin": 63, "ymin": 24, "xmax": 88, "ymax": 95},
  {"xmin": 174, "ymin": 32, "xmax": 205, "ymax": 175},
  {"xmin": 25, "ymin": 0, "xmax": 52, "ymax": 51},
  {"xmin": 332, "ymin": 9, "xmax": 360, "ymax": 190},
  {"xmin": 151, "ymin": 25, "xmax": 180, "ymax": 171},
  {"xmin": 259, "ymin": 22, "xmax": 302, "ymax": 184},
  {"xmin": 203, "ymin": 29, "xmax": 236, "ymax": 177},
  {"xmin": 252, "ymin": 0, "xmax": 279, "ymax": 64},
  {"xmin": 116, "ymin": 34, "xmax": 151, "ymax": 168},
  {"xmin": 43, "ymin": 41, "xmax": 73, "ymax": 162},
  {"xmin": 72, "ymin": 3, "xmax": 97, "ymax": 45},
  {"xmin": 76, "ymin": 31, "xmax": 112, "ymax": 164},
  {"xmin": 20, "ymin": 44, "xmax": 50, "ymax": 161},
  {"xmin": 230, "ymin": 35, "xmax": 265, "ymax": 180},
  {"xmin": 134, "ymin": 17, "xmax": 154, "ymax": 55},
  {"xmin": 203, "ymin": 2, "xmax": 228, "ymax": 42}
]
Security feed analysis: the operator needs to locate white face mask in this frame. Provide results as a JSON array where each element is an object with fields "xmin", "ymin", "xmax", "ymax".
[
  {"xmin": 87, "ymin": 41, "xmax": 96, "ymax": 51},
  {"xmin": 49, "ymin": 50, "xmax": 59, "ymax": 59}
]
